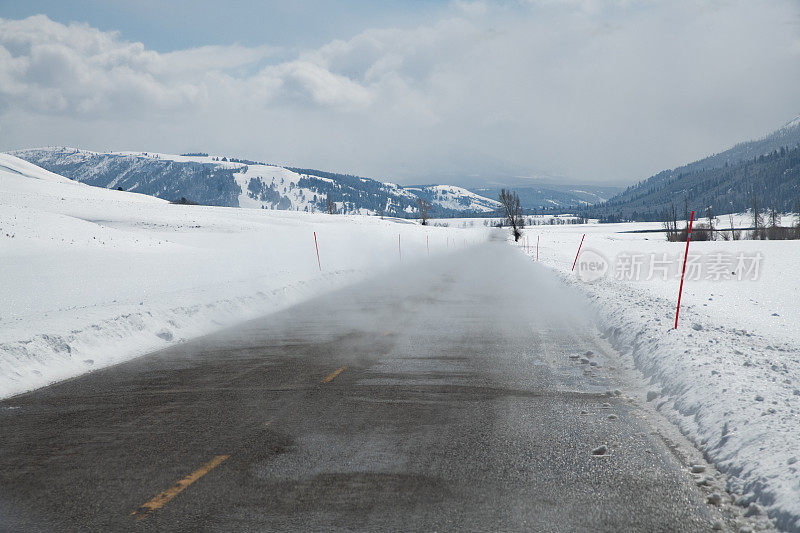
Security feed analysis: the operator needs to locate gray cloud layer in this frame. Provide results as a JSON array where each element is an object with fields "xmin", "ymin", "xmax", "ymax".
[{"xmin": 1, "ymin": 1, "xmax": 799, "ymax": 185}]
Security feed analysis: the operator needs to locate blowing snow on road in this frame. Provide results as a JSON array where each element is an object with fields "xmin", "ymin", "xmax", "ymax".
[{"xmin": 1, "ymin": 244, "xmax": 732, "ymax": 531}]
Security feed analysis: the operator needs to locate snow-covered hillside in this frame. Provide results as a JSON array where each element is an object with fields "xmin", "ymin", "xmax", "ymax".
[
  {"xmin": 10, "ymin": 147, "xmax": 500, "ymax": 217},
  {"xmin": 519, "ymin": 221, "xmax": 800, "ymax": 531},
  {"xmin": 0, "ymin": 153, "xmax": 487, "ymax": 399},
  {"xmin": 406, "ymin": 184, "xmax": 500, "ymax": 212}
]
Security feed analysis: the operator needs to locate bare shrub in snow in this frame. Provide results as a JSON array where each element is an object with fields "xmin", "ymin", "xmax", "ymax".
[
  {"xmin": 417, "ymin": 198, "xmax": 430, "ymax": 226},
  {"xmin": 498, "ymin": 189, "xmax": 524, "ymax": 242}
]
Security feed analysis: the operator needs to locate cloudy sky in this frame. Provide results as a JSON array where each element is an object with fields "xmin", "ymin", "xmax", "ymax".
[{"xmin": 1, "ymin": 0, "xmax": 799, "ymax": 187}]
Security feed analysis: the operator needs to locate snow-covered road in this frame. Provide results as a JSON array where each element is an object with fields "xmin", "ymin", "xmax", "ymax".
[{"xmin": 0, "ymin": 243, "xmax": 732, "ymax": 531}]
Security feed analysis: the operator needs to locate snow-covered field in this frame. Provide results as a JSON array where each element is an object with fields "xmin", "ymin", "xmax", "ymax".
[
  {"xmin": 0, "ymin": 154, "xmax": 485, "ymax": 400},
  {"xmin": 516, "ymin": 220, "xmax": 800, "ymax": 531}
]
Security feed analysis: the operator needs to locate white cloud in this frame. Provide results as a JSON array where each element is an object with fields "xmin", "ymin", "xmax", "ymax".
[
  {"xmin": 1, "ymin": 1, "xmax": 799, "ymax": 185},
  {"xmin": 0, "ymin": 15, "xmax": 200, "ymax": 116},
  {"xmin": 259, "ymin": 61, "xmax": 375, "ymax": 110}
]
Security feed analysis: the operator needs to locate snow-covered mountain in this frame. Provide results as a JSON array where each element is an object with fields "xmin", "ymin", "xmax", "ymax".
[
  {"xmin": 579, "ymin": 113, "xmax": 800, "ymax": 220},
  {"xmin": 10, "ymin": 148, "xmax": 500, "ymax": 217}
]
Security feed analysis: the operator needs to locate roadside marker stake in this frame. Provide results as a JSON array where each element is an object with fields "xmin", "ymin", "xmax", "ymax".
[
  {"xmin": 675, "ymin": 210, "xmax": 695, "ymax": 329},
  {"xmin": 427, "ymin": 235, "xmax": 429, "ymax": 256},
  {"xmin": 398, "ymin": 233, "xmax": 402, "ymax": 261},
  {"xmin": 571, "ymin": 234, "xmax": 586, "ymax": 271},
  {"xmin": 313, "ymin": 231, "xmax": 321, "ymax": 271},
  {"xmin": 536, "ymin": 235, "xmax": 539, "ymax": 262}
]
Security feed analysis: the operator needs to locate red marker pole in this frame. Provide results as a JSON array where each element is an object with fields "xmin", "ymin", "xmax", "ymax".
[
  {"xmin": 313, "ymin": 231, "xmax": 321, "ymax": 271},
  {"xmin": 675, "ymin": 210, "xmax": 695, "ymax": 329},
  {"xmin": 571, "ymin": 233, "xmax": 585, "ymax": 271},
  {"xmin": 398, "ymin": 233, "xmax": 402, "ymax": 261},
  {"xmin": 536, "ymin": 235, "xmax": 539, "ymax": 262}
]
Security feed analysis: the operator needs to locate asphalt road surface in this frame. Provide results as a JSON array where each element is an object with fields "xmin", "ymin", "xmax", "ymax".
[{"xmin": 0, "ymin": 243, "xmax": 721, "ymax": 532}]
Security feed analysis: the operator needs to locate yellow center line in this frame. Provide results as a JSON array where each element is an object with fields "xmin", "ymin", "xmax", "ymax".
[
  {"xmin": 131, "ymin": 454, "xmax": 229, "ymax": 521},
  {"xmin": 321, "ymin": 366, "xmax": 347, "ymax": 383}
]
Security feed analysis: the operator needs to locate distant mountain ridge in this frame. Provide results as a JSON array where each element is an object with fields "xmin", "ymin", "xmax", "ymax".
[
  {"xmin": 662, "ymin": 115, "xmax": 800, "ymax": 175},
  {"xmin": 470, "ymin": 184, "xmax": 622, "ymax": 211},
  {"xmin": 9, "ymin": 148, "xmax": 502, "ymax": 218},
  {"xmin": 577, "ymin": 115, "xmax": 800, "ymax": 221}
]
